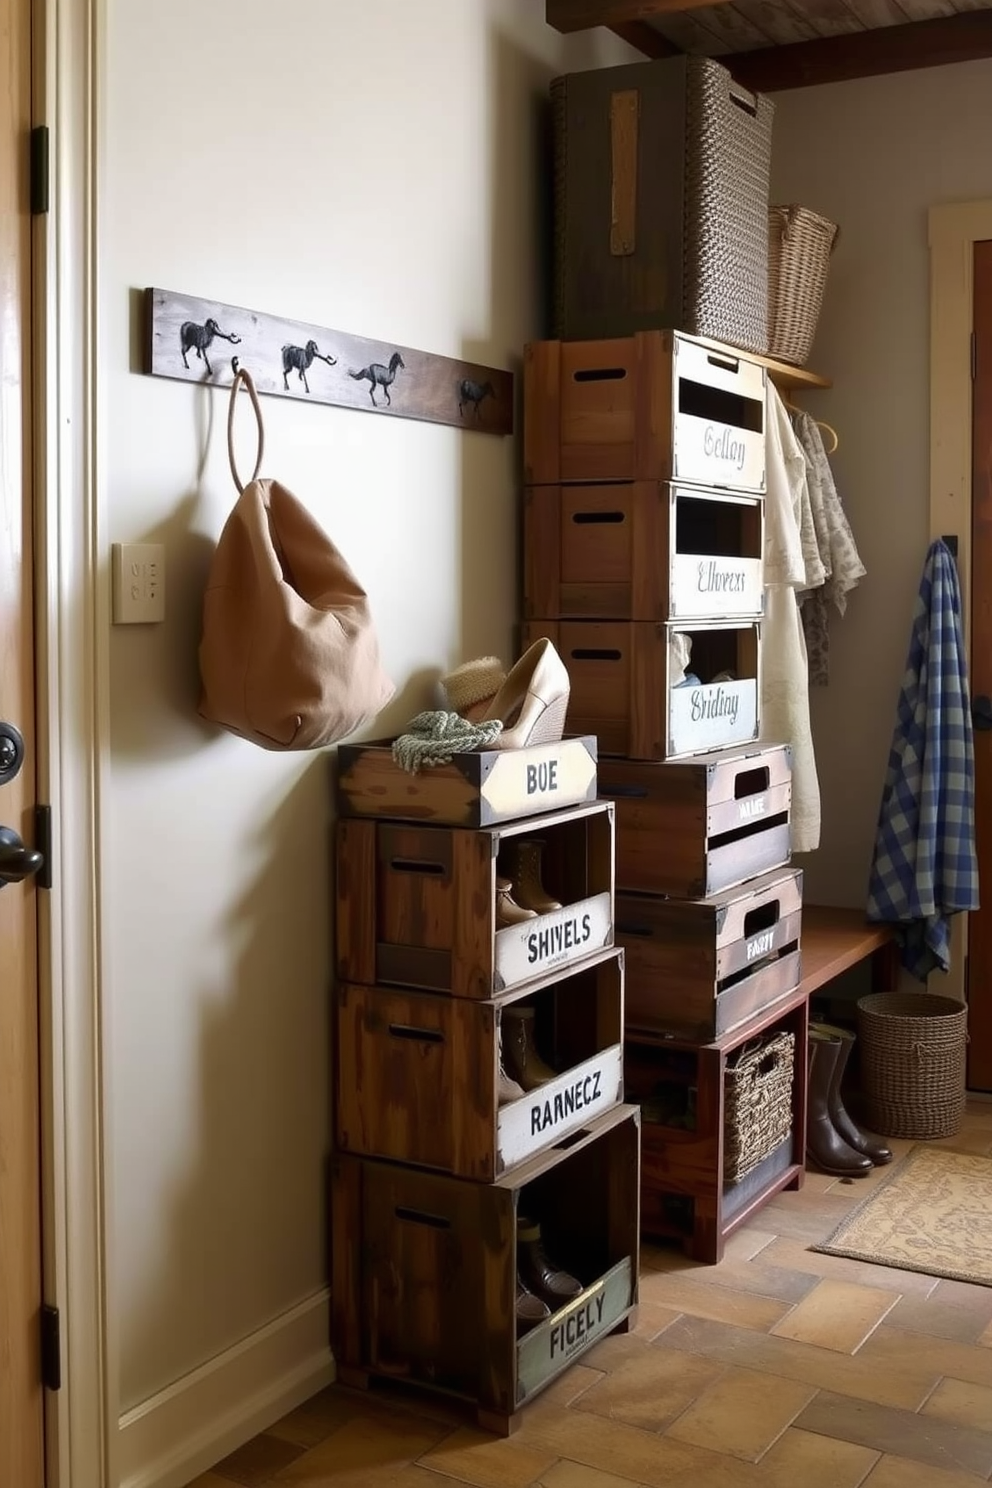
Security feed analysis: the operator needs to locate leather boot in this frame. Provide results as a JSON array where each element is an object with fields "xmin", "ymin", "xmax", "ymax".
[
  {"xmin": 806, "ymin": 1032, "xmax": 873, "ymax": 1178},
  {"xmin": 517, "ymin": 1217, "xmax": 582, "ymax": 1309},
  {"xmin": 503, "ymin": 839, "xmax": 562, "ymax": 914},
  {"xmin": 516, "ymin": 1275, "xmax": 550, "ymax": 1335},
  {"xmin": 814, "ymin": 1021, "xmax": 894, "ymax": 1165},
  {"xmin": 498, "ymin": 1026, "xmax": 525, "ymax": 1106},
  {"xmin": 502, "ymin": 1005, "xmax": 557, "ymax": 1091},
  {"xmin": 495, "ymin": 876, "xmax": 537, "ymax": 929}
]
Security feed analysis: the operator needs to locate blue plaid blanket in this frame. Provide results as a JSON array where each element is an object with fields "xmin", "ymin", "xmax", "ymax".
[{"xmin": 866, "ymin": 539, "xmax": 979, "ymax": 979}]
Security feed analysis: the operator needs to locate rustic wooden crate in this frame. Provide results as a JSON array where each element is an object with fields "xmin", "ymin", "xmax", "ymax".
[
  {"xmin": 524, "ymin": 619, "xmax": 760, "ymax": 761},
  {"xmin": 524, "ymin": 481, "xmax": 764, "ymax": 623},
  {"xmin": 618, "ymin": 868, "xmax": 803, "ymax": 1042},
  {"xmin": 624, "ymin": 987, "xmax": 807, "ymax": 1264},
  {"xmin": 336, "ymin": 800, "xmax": 615, "ymax": 999},
  {"xmin": 335, "ymin": 948, "xmax": 624, "ymax": 1181},
  {"xmin": 598, "ymin": 743, "xmax": 791, "ymax": 898},
  {"xmin": 330, "ymin": 1103, "xmax": 640, "ymax": 1433},
  {"xmin": 336, "ymin": 735, "xmax": 598, "ymax": 827},
  {"xmin": 524, "ymin": 332, "xmax": 766, "ymax": 492}
]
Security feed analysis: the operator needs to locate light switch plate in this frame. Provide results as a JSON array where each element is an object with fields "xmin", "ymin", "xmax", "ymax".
[{"xmin": 112, "ymin": 542, "xmax": 166, "ymax": 624}]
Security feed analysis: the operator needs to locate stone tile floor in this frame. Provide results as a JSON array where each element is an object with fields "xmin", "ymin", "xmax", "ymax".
[{"xmin": 186, "ymin": 1102, "xmax": 992, "ymax": 1488}]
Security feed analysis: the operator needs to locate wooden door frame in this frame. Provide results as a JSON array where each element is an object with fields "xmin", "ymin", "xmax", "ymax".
[
  {"xmin": 34, "ymin": 0, "xmax": 116, "ymax": 1483},
  {"xmin": 928, "ymin": 201, "xmax": 992, "ymax": 1027}
]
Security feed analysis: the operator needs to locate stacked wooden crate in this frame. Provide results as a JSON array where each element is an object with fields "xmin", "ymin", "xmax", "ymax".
[
  {"xmin": 523, "ymin": 328, "xmax": 809, "ymax": 1264},
  {"xmin": 330, "ymin": 739, "xmax": 640, "ymax": 1433}
]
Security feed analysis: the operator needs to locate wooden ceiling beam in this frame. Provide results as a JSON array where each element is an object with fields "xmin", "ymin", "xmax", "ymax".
[
  {"xmin": 546, "ymin": 0, "xmax": 734, "ymax": 34},
  {"xmin": 607, "ymin": 19, "xmax": 682, "ymax": 57},
  {"xmin": 728, "ymin": 10, "xmax": 992, "ymax": 92}
]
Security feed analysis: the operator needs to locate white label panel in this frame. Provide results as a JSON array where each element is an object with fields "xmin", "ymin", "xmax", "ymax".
[
  {"xmin": 482, "ymin": 738, "xmax": 597, "ymax": 823},
  {"xmin": 673, "ymin": 413, "xmax": 765, "ymax": 493},
  {"xmin": 516, "ymin": 1257, "xmax": 633, "ymax": 1404},
  {"xmin": 494, "ymin": 892, "xmax": 613, "ymax": 992},
  {"xmin": 497, "ymin": 1045, "xmax": 622, "ymax": 1172},
  {"xmin": 670, "ymin": 554, "xmax": 764, "ymax": 620},
  {"xmin": 668, "ymin": 680, "xmax": 758, "ymax": 758}
]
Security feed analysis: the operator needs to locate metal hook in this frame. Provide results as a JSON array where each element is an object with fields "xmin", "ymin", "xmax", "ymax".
[{"xmin": 231, "ymin": 355, "xmax": 240, "ymax": 375}]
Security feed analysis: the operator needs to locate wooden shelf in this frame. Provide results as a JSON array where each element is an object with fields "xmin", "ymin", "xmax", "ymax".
[
  {"xmin": 689, "ymin": 332, "xmax": 832, "ymax": 392},
  {"xmin": 800, "ymin": 905, "xmax": 898, "ymax": 999}
]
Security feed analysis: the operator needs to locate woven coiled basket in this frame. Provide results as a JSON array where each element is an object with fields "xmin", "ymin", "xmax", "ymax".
[
  {"xmin": 767, "ymin": 205, "xmax": 839, "ymax": 366},
  {"xmin": 856, "ymin": 992, "xmax": 967, "ymax": 1140},
  {"xmin": 724, "ymin": 1029, "xmax": 795, "ymax": 1184}
]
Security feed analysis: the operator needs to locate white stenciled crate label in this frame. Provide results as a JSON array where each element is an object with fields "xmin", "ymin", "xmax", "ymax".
[
  {"xmin": 737, "ymin": 792, "xmax": 768, "ymax": 822},
  {"xmin": 481, "ymin": 738, "xmax": 596, "ymax": 823},
  {"xmin": 516, "ymin": 1257, "xmax": 633, "ymax": 1404},
  {"xmin": 669, "ymin": 679, "xmax": 758, "ymax": 757},
  {"xmin": 497, "ymin": 1045, "xmax": 622, "ymax": 1172},
  {"xmin": 673, "ymin": 415, "xmax": 765, "ymax": 493},
  {"xmin": 745, "ymin": 928, "xmax": 777, "ymax": 963},
  {"xmin": 670, "ymin": 554, "xmax": 763, "ymax": 620},
  {"xmin": 494, "ymin": 892, "xmax": 612, "ymax": 991}
]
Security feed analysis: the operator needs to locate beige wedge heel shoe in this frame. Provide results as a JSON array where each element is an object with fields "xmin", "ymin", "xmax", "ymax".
[{"xmin": 480, "ymin": 639, "xmax": 570, "ymax": 751}]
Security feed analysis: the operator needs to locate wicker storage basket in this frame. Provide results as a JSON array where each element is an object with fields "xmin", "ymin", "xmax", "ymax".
[
  {"xmin": 724, "ymin": 1029, "xmax": 795, "ymax": 1184},
  {"xmin": 856, "ymin": 992, "xmax": 967, "ymax": 1140},
  {"xmin": 767, "ymin": 205, "xmax": 839, "ymax": 366},
  {"xmin": 551, "ymin": 56, "xmax": 774, "ymax": 351}
]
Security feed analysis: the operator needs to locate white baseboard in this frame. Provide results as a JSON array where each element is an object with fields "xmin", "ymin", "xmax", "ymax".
[{"xmin": 117, "ymin": 1290, "xmax": 335, "ymax": 1488}]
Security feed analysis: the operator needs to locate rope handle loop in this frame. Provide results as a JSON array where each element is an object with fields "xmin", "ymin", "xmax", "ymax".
[{"xmin": 227, "ymin": 366, "xmax": 265, "ymax": 494}]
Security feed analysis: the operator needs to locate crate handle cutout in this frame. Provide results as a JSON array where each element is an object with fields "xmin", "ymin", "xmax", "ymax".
[
  {"xmin": 394, "ymin": 1207, "xmax": 452, "ymax": 1230},
  {"xmin": 710, "ymin": 809, "xmax": 789, "ymax": 851},
  {"xmin": 743, "ymin": 900, "xmax": 781, "ymax": 938},
  {"xmin": 729, "ymin": 86, "xmax": 759, "ymax": 118},
  {"xmin": 553, "ymin": 1126, "xmax": 592, "ymax": 1152},
  {"xmin": 615, "ymin": 922, "xmax": 653, "ymax": 939},
  {"xmin": 707, "ymin": 351, "xmax": 741, "ymax": 374},
  {"xmin": 388, "ymin": 857, "xmax": 446, "ymax": 876},
  {"xmin": 572, "ymin": 511, "xmax": 625, "ymax": 525},
  {"xmin": 679, "ymin": 377, "xmax": 764, "ymax": 434},
  {"xmin": 572, "ymin": 366, "xmax": 627, "ymax": 383},
  {"xmin": 388, "ymin": 1023, "xmax": 445, "ymax": 1044},
  {"xmin": 570, "ymin": 648, "xmax": 623, "ymax": 661},
  {"xmin": 600, "ymin": 783, "xmax": 648, "ymax": 800},
  {"xmin": 734, "ymin": 766, "xmax": 770, "ymax": 799}
]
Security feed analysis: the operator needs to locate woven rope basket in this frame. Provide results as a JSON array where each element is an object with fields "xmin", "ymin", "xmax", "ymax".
[
  {"xmin": 685, "ymin": 60, "xmax": 774, "ymax": 356},
  {"xmin": 767, "ymin": 205, "xmax": 839, "ymax": 366},
  {"xmin": 724, "ymin": 1029, "xmax": 795, "ymax": 1184},
  {"xmin": 856, "ymin": 992, "xmax": 967, "ymax": 1140}
]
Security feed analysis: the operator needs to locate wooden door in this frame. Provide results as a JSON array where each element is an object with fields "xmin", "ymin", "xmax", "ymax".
[
  {"xmin": 0, "ymin": 0, "xmax": 47, "ymax": 1477},
  {"xmin": 970, "ymin": 239, "xmax": 992, "ymax": 1092}
]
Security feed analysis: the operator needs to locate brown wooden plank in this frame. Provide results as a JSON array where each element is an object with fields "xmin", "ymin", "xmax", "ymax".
[
  {"xmin": 335, "ymin": 819, "xmax": 376, "ymax": 984},
  {"xmin": 798, "ymin": 903, "xmax": 896, "ymax": 997},
  {"xmin": 609, "ymin": 89, "xmax": 640, "ymax": 257},
  {"xmin": 969, "ymin": 237, "xmax": 992, "ymax": 1092},
  {"xmin": 451, "ymin": 827, "xmax": 496, "ymax": 997},
  {"xmin": 608, "ymin": 19, "xmax": 683, "ymax": 54},
  {"xmin": 547, "ymin": 0, "xmax": 739, "ymax": 30},
  {"xmin": 329, "ymin": 1156, "xmax": 364, "ymax": 1368},
  {"xmin": 145, "ymin": 286, "xmax": 512, "ymax": 435},
  {"xmin": 786, "ymin": 0, "xmax": 866, "ymax": 36},
  {"xmin": 733, "ymin": 1, "xmax": 820, "ymax": 43},
  {"xmin": 523, "ymin": 486, "xmax": 563, "ymax": 620},
  {"xmin": 730, "ymin": 9, "xmax": 992, "ymax": 90},
  {"xmin": 524, "ymin": 340, "xmax": 561, "ymax": 486}
]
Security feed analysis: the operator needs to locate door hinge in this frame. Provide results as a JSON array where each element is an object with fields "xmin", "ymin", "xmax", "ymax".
[
  {"xmin": 972, "ymin": 330, "xmax": 977, "ymax": 382},
  {"xmin": 30, "ymin": 126, "xmax": 49, "ymax": 216},
  {"xmin": 41, "ymin": 1304, "xmax": 62, "ymax": 1392},
  {"xmin": 34, "ymin": 804, "xmax": 52, "ymax": 890}
]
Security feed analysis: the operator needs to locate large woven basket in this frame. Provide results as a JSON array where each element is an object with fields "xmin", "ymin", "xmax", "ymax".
[
  {"xmin": 767, "ymin": 205, "xmax": 839, "ymax": 366},
  {"xmin": 724, "ymin": 1029, "xmax": 795, "ymax": 1184},
  {"xmin": 856, "ymin": 992, "xmax": 967, "ymax": 1140}
]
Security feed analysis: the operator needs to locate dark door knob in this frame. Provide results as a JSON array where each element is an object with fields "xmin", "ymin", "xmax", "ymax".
[
  {"xmin": 973, "ymin": 696, "xmax": 992, "ymax": 732},
  {"xmin": 0, "ymin": 825, "xmax": 44, "ymax": 886}
]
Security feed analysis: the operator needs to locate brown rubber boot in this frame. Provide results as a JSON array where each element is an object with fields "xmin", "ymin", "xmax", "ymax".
[
  {"xmin": 497, "ymin": 1025, "xmax": 525, "ymax": 1106},
  {"xmin": 806, "ymin": 1032, "xmax": 873, "ymax": 1178},
  {"xmin": 517, "ymin": 1217, "xmax": 582, "ymax": 1309},
  {"xmin": 516, "ymin": 1275, "xmax": 550, "ymax": 1335},
  {"xmin": 503, "ymin": 839, "xmax": 562, "ymax": 914},
  {"xmin": 814, "ymin": 1021, "xmax": 894, "ymax": 1165},
  {"xmin": 495, "ymin": 876, "xmax": 537, "ymax": 929},
  {"xmin": 502, "ymin": 1006, "xmax": 557, "ymax": 1091}
]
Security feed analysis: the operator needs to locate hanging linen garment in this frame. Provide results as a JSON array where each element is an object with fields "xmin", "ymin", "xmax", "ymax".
[
  {"xmin": 866, "ymin": 539, "xmax": 979, "ymax": 979},
  {"xmin": 792, "ymin": 411, "xmax": 866, "ymax": 685},
  {"xmin": 762, "ymin": 384, "xmax": 821, "ymax": 853}
]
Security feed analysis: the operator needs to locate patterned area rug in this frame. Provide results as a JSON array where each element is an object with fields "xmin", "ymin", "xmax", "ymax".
[{"xmin": 814, "ymin": 1144, "xmax": 992, "ymax": 1286}]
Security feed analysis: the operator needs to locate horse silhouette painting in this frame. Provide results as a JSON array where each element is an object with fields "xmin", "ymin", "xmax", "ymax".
[
  {"xmin": 349, "ymin": 350, "xmax": 405, "ymax": 408},
  {"xmin": 282, "ymin": 340, "xmax": 337, "ymax": 395},
  {"xmin": 179, "ymin": 318, "xmax": 241, "ymax": 376},
  {"xmin": 458, "ymin": 378, "xmax": 495, "ymax": 420}
]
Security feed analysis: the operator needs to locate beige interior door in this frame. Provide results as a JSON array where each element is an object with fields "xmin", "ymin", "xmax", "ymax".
[
  {"xmin": 971, "ymin": 239, "xmax": 992, "ymax": 1094},
  {"xmin": 0, "ymin": 0, "xmax": 47, "ymax": 1478}
]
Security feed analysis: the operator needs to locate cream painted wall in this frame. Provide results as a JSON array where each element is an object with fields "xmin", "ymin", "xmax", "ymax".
[
  {"xmin": 771, "ymin": 59, "xmax": 992, "ymax": 908},
  {"xmin": 101, "ymin": 0, "xmax": 636, "ymax": 1419}
]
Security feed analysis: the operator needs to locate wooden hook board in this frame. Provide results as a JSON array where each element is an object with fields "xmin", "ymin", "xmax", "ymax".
[{"xmin": 144, "ymin": 287, "xmax": 513, "ymax": 436}]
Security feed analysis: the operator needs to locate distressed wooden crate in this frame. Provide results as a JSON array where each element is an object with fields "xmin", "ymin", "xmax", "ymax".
[
  {"xmin": 625, "ymin": 988, "xmax": 807, "ymax": 1264},
  {"xmin": 618, "ymin": 868, "xmax": 803, "ymax": 1041},
  {"xmin": 335, "ymin": 948, "xmax": 624, "ymax": 1181},
  {"xmin": 330, "ymin": 1103, "xmax": 640, "ymax": 1434},
  {"xmin": 597, "ymin": 743, "xmax": 791, "ymax": 898},
  {"xmin": 524, "ymin": 331, "xmax": 766, "ymax": 492},
  {"xmin": 336, "ymin": 735, "xmax": 598, "ymax": 827},
  {"xmin": 524, "ymin": 481, "xmax": 764, "ymax": 624},
  {"xmin": 523, "ymin": 619, "xmax": 760, "ymax": 761},
  {"xmin": 336, "ymin": 800, "xmax": 615, "ymax": 999}
]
